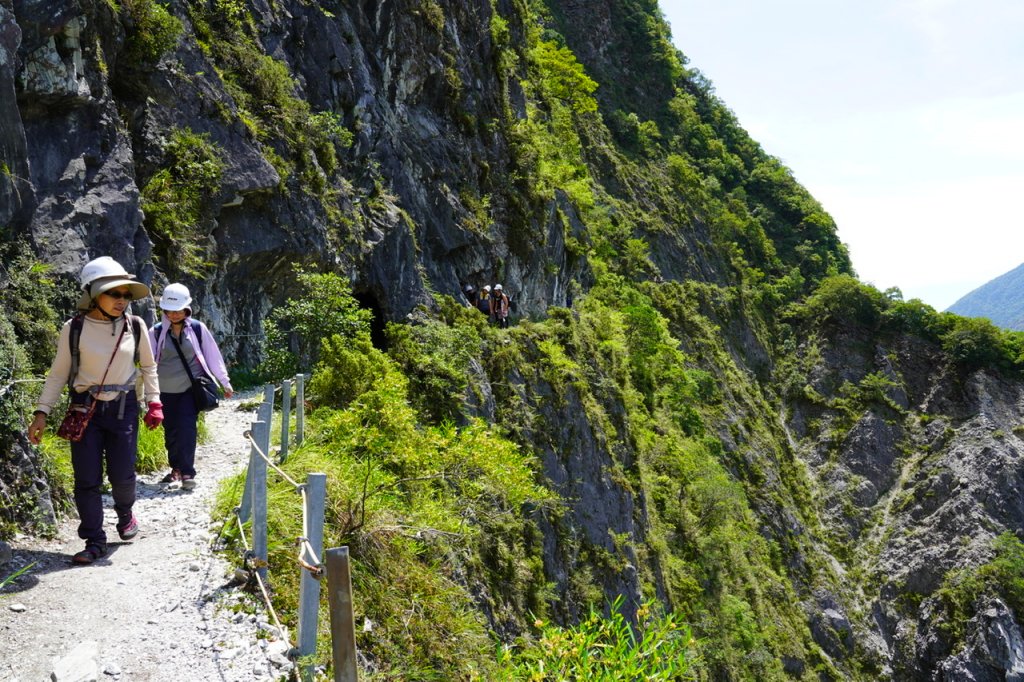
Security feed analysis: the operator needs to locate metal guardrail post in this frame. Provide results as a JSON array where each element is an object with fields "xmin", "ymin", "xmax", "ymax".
[
  {"xmin": 326, "ymin": 547, "xmax": 359, "ymax": 682},
  {"xmin": 297, "ymin": 473, "xmax": 328, "ymax": 680},
  {"xmin": 295, "ymin": 374, "xmax": 305, "ymax": 445},
  {"xmin": 280, "ymin": 378, "xmax": 292, "ymax": 463},
  {"xmin": 259, "ymin": 384, "xmax": 274, "ymax": 424},
  {"xmin": 251, "ymin": 418, "xmax": 269, "ymax": 585},
  {"xmin": 240, "ymin": 386, "xmax": 275, "ymax": 521}
]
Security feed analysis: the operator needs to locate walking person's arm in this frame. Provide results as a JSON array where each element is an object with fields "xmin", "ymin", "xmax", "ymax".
[
  {"xmin": 28, "ymin": 321, "xmax": 74, "ymax": 444},
  {"xmin": 195, "ymin": 321, "xmax": 233, "ymax": 397}
]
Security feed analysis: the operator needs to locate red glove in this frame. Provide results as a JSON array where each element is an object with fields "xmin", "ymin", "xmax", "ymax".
[{"xmin": 144, "ymin": 402, "xmax": 164, "ymax": 429}]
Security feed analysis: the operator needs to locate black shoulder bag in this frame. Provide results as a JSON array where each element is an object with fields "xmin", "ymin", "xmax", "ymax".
[{"xmin": 169, "ymin": 330, "xmax": 219, "ymax": 412}]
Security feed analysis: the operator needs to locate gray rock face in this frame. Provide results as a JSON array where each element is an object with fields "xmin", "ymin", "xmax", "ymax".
[
  {"xmin": 5, "ymin": 0, "xmax": 1024, "ymax": 678},
  {"xmin": 789, "ymin": 324, "xmax": 1024, "ymax": 678},
  {"xmin": 0, "ymin": 432, "xmax": 57, "ymax": 533},
  {"xmin": 940, "ymin": 598, "xmax": 1024, "ymax": 681},
  {"xmin": 1, "ymin": 0, "xmax": 33, "ymax": 228}
]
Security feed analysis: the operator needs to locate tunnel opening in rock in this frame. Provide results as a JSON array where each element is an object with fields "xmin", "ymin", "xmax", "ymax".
[{"xmin": 354, "ymin": 290, "xmax": 387, "ymax": 351}]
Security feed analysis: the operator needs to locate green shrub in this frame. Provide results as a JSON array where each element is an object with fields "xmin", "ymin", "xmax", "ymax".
[
  {"xmin": 141, "ymin": 128, "xmax": 224, "ymax": 275},
  {"xmin": 257, "ymin": 266, "xmax": 372, "ymax": 380},
  {"xmin": 308, "ymin": 333, "xmax": 392, "ymax": 409},
  {"xmin": 0, "ymin": 244, "xmax": 68, "ymax": 372},
  {"xmin": 529, "ymin": 40, "xmax": 598, "ymax": 115},
  {"xmin": 121, "ymin": 0, "xmax": 182, "ymax": 64},
  {"xmin": 500, "ymin": 596, "xmax": 700, "ymax": 680},
  {"xmin": 940, "ymin": 315, "xmax": 1006, "ymax": 370},
  {"xmin": 385, "ymin": 309, "xmax": 482, "ymax": 425},
  {"xmin": 786, "ymin": 274, "xmax": 888, "ymax": 329}
]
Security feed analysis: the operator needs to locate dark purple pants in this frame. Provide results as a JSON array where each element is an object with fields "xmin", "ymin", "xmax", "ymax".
[
  {"xmin": 162, "ymin": 390, "xmax": 199, "ymax": 477},
  {"xmin": 70, "ymin": 396, "xmax": 138, "ymax": 546}
]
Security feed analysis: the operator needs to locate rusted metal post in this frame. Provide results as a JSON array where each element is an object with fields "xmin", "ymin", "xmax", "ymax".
[{"xmin": 326, "ymin": 547, "xmax": 358, "ymax": 682}]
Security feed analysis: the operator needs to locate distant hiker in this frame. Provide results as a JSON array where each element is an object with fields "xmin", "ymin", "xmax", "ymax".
[
  {"xmin": 463, "ymin": 283, "xmax": 476, "ymax": 307},
  {"xmin": 476, "ymin": 284, "xmax": 493, "ymax": 319},
  {"xmin": 28, "ymin": 257, "xmax": 162, "ymax": 565},
  {"xmin": 491, "ymin": 284, "xmax": 510, "ymax": 328},
  {"xmin": 150, "ymin": 283, "xmax": 233, "ymax": 491}
]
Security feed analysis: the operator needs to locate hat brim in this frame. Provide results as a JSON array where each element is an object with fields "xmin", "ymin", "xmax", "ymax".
[{"xmin": 77, "ymin": 278, "xmax": 151, "ymax": 310}]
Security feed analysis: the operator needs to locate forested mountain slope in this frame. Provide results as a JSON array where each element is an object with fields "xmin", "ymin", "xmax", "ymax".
[
  {"xmin": 948, "ymin": 261, "xmax": 1024, "ymax": 330},
  {"xmin": 3, "ymin": 0, "xmax": 1024, "ymax": 678}
]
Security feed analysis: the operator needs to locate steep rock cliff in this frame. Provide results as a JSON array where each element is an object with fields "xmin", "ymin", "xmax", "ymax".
[{"xmin": 3, "ymin": 0, "xmax": 1023, "ymax": 678}]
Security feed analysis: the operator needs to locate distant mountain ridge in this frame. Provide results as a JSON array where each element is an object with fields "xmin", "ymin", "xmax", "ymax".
[{"xmin": 947, "ymin": 261, "xmax": 1024, "ymax": 330}]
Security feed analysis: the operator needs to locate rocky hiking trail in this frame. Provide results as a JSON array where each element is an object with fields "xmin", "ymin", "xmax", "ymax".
[{"xmin": 0, "ymin": 395, "xmax": 293, "ymax": 682}]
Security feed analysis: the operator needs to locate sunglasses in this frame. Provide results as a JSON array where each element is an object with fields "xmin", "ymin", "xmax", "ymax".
[{"xmin": 102, "ymin": 290, "xmax": 134, "ymax": 301}]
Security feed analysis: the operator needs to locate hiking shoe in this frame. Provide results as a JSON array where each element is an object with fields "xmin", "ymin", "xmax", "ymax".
[
  {"xmin": 160, "ymin": 468, "xmax": 182, "ymax": 484},
  {"xmin": 116, "ymin": 515, "xmax": 139, "ymax": 541},
  {"xmin": 72, "ymin": 543, "xmax": 107, "ymax": 565},
  {"xmin": 181, "ymin": 475, "xmax": 196, "ymax": 491}
]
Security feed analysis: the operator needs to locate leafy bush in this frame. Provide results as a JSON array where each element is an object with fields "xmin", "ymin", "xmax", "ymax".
[
  {"xmin": 528, "ymin": 40, "xmax": 598, "ymax": 115},
  {"xmin": 0, "ymin": 244, "xmax": 68, "ymax": 373},
  {"xmin": 786, "ymin": 274, "xmax": 888, "ymax": 329},
  {"xmin": 121, "ymin": 0, "xmax": 183, "ymax": 65},
  {"xmin": 257, "ymin": 267, "xmax": 372, "ymax": 380},
  {"xmin": 141, "ymin": 128, "xmax": 224, "ymax": 275},
  {"xmin": 939, "ymin": 315, "xmax": 1007, "ymax": 370},
  {"xmin": 385, "ymin": 307, "xmax": 483, "ymax": 424},
  {"xmin": 308, "ymin": 333, "xmax": 391, "ymax": 409},
  {"xmin": 0, "ymin": 314, "xmax": 31, "ymax": 462},
  {"xmin": 500, "ymin": 596, "xmax": 700, "ymax": 680}
]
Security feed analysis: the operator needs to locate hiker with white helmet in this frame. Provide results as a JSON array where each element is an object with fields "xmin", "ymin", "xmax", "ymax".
[
  {"xmin": 28, "ymin": 256, "xmax": 162, "ymax": 565},
  {"xmin": 150, "ymin": 283, "xmax": 233, "ymax": 490},
  {"xmin": 476, "ymin": 284, "xmax": 493, "ymax": 320},
  {"xmin": 490, "ymin": 284, "xmax": 510, "ymax": 328}
]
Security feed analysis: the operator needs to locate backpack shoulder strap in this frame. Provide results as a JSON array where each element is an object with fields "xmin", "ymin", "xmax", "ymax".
[
  {"xmin": 130, "ymin": 315, "xmax": 142, "ymax": 365},
  {"xmin": 68, "ymin": 314, "xmax": 84, "ymax": 388},
  {"xmin": 190, "ymin": 319, "xmax": 204, "ymax": 352}
]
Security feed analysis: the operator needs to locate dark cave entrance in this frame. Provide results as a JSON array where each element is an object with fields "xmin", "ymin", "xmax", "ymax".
[{"xmin": 354, "ymin": 290, "xmax": 388, "ymax": 351}]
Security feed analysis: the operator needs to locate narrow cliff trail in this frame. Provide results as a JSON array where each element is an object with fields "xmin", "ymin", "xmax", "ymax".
[{"xmin": 0, "ymin": 395, "xmax": 292, "ymax": 681}]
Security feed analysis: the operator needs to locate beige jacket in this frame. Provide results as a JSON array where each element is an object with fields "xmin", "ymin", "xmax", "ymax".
[{"xmin": 34, "ymin": 315, "xmax": 160, "ymax": 415}]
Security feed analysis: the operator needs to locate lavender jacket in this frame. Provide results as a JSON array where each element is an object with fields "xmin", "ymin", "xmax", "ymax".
[{"xmin": 149, "ymin": 315, "xmax": 233, "ymax": 391}]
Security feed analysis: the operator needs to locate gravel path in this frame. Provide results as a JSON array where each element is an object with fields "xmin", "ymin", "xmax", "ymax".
[{"xmin": 0, "ymin": 395, "xmax": 292, "ymax": 681}]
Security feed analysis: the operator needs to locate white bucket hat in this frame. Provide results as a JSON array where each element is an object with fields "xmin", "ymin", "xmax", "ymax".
[
  {"xmin": 159, "ymin": 283, "xmax": 193, "ymax": 312},
  {"xmin": 76, "ymin": 257, "xmax": 150, "ymax": 311}
]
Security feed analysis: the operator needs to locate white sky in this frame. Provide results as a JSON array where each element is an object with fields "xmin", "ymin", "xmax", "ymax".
[{"xmin": 658, "ymin": 0, "xmax": 1024, "ymax": 310}]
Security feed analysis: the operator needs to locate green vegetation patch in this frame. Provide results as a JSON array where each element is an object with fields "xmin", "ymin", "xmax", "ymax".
[{"xmin": 141, "ymin": 128, "xmax": 224, "ymax": 276}]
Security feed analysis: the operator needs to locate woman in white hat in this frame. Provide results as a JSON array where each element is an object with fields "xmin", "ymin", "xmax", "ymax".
[
  {"xmin": 490, "ymin": 284, "xmax": 510, "ymax": 328},
  {"xmin": 149, "ymin": 283, "xmax": 233, "ymax": 490},
  {"xmin": 28, "ymin": 256, "xmax": 162, "ymax": 564}
]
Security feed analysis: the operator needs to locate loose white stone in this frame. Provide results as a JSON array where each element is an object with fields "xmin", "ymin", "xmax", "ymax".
[{"xmin": 51, "ymin": 640, "xmax": 100, "ymax": 682}]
